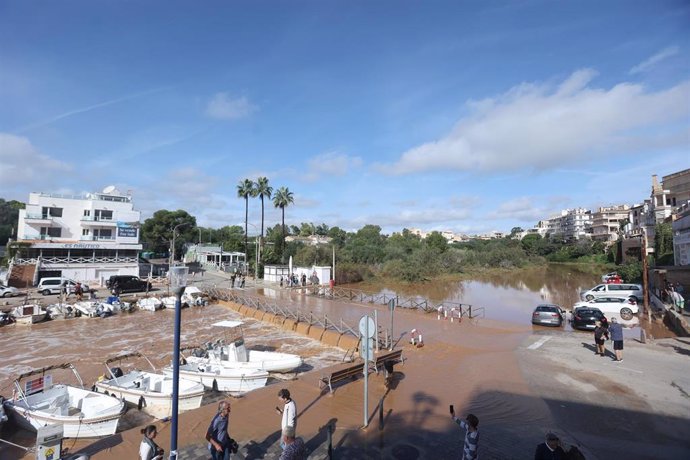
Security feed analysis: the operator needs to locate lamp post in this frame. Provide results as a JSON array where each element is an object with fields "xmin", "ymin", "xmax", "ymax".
[
  {"xmin": 169, "ymin": 266, "xmax": 189, "ymax": 460},
  {"xmin": 240, "ymin": 222, "xmax": 260, "ymax": 278},
  {"xmin": 170, "ymin": 223, "xmax": 189, "ymax": 269},
  {"xmin": 640, "ymin": 232, "xmax": 650, "ymax": 322}
]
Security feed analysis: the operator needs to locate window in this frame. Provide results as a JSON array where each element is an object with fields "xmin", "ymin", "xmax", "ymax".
[
  {"xmin": 82, "ymin": 229, "xmax": 89, "ymax": 236},
  {"xmin": 95, "ymin": 210, "xmax": 113, "ymax": 221},
  {"xmin": 42, "ymin": 207, "xmax": 63, "ymax": 218},
  {"xmin": 83, "ymin": 210, "xmax": 91, "ymax": 217},
  {"xmin": 41, "ymin": 227, "xmax": 62, "ymax": 237}
]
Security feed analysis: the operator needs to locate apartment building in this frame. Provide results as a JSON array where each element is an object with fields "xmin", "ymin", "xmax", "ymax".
[
  {"xmin": 11, "ymin": 186, "xmax": 142, "ymax": 286},
  {"xmin": 590, "ymin": 205, "xmax": 630, "ymax": 242}
]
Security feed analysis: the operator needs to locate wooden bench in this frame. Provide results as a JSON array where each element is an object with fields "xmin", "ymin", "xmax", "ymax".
[
  {"xmin": 319, "ymin": 362, "xmax": 365, "ymax": 394},
  {"xmin": 372, "ymin": 349, "xmax": 404, "ymax": 376}
]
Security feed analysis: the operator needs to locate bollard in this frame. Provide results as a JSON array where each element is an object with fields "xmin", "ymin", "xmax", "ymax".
[{"xmin": 640, "ymin": 328, "xmax": 647, "ymax": 344}]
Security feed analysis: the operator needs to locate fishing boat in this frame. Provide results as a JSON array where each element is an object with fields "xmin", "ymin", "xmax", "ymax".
[
  {"xmin": 2, "ymin": 363, "xmax": 125, "ymax": 438},
  {"xmin": 94, "ymin": 352, "xmax": 204, "ymax": 419},
  {"xmin": 163, "ymin": 352, "xmax": 269, "ymax": 393},
  {"xmin": 10, "ymin": 304, "xmax": 48, "ymax": 325}
]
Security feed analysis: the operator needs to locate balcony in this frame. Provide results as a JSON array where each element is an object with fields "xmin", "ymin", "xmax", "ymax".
[
  {"xmin": 80, "ymin": 235, "xmax": 116, "ymax": 241},
  {"xmin": 24, "ymin": 214, "xmax": 54, "ymax": 224},
  {"xmin": 80, "ymin": 216, "xmax": 117, "ymax": 227}
]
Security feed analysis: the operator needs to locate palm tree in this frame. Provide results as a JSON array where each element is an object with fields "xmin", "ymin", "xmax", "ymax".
[
  {"xmin": 237, "ymin": 178, "xmax": 255, "ymax": 268},
  {"xmin": 272, "ymin": 186, "xmax": 294, "ymax": 253},
  {"xmin": 253, "ymin": 177, "xmax": 273, "ymax": 238}
]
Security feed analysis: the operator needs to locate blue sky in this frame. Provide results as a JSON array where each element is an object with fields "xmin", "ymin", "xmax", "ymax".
[{"xmin": 1, "ymin": 1, "xmax": 688, "ymax": 235}]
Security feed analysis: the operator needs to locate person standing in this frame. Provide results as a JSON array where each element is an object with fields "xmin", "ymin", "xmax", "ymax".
[
  {"xmin": 276, "ymin": 389, "xmax": 296, "ymax": 450},
  {"xmin": 609, "ymin": 317, "xmax": 624, "ymax": 362},
  {"xmin": 534, "ymin": 432, "xmax": 566, "ymax": 460},
  {"xmin": 450, "ymin": 409, "xmax": 479, "ymax": 460},
  {"xmin": 278, "ymin": 426, "xmax": 306, "ymax": 460},
  {"xmin": 139, "ymin": 425, "xmax": 164, "ymax": 460},
  {"xmin": 75, "ymin": 282, "xmax": 83, "ymax": 301},
  {"xmin": 206, "ymin": 401, "xmax": 234, "ymax": 460},
  {"xmin": 593, "ymin": 321, "xmax": 609, "ymax": 357}
]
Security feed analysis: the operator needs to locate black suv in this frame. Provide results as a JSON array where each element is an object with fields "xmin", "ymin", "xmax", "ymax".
[{"xmin": 106, "ymin": 275, "xmax": 151, "ymax": 293}]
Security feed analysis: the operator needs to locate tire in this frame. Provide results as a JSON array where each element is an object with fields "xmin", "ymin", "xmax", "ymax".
[
  {"xmin": 2, "ymin": 292, "xmax": 9, "ymax": 298},
  {"xmin": 585, "ymin": 295, "xmax": 594, "ymax": 301},
  {"xmin": 42, "ymin": 289, "xmax": 52, "ymax": 296},
  {"xmin": 620, "ymin": 307, "xmax": 634, "ymax": 320}
]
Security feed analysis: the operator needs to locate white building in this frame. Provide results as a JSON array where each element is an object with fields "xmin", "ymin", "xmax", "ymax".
[{"xmin": 11, "ymin": 187, "xmax": 142, "ymax": 286}]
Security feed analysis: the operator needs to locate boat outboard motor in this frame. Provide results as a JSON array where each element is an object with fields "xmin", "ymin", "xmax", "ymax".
[{"xmin": 110, "ymin": 367, "xmax": 124, "ymax": 378}]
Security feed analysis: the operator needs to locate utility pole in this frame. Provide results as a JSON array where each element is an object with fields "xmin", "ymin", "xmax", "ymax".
[{"xmin": 642, "ymin": 233, "xmax": 650, "ymax": 322}]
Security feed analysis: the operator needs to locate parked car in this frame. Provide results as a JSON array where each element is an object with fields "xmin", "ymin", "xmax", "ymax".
[
  {"xmin": 36, "ymin": 278, "xmax": 91, "ymax": 296},
  {"xmin": 601, "ymin": 272, "xmax": 619, "ymax": 283},
  {"xmin": 580, "ymin": 283, "xmax": 643, "ymax": 302},
  {"xmin": 573, "ymin": 296, "xmax": 638, "ymax": 320},
  {"xmin": 0, "ymin": 284, "xmax": 19, "ymax": 298},
  {"xmin": 531, "ymin": 304, "xmax": 565, "ymax": 327},
  {"xmin": 571, "ymin": 307, "xmax": 605, "ymax": 330},
  {"xmin": 106, "ymin": 275, "xmax": 151, "ymax": 293}
]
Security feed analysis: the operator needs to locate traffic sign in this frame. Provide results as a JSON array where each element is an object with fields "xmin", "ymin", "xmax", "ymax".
[{"xmin": 359, "ymin": 315, "xmax": 376, "ymax": 338}]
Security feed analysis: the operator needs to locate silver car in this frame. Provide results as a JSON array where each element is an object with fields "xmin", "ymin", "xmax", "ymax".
[
  {"xmin": 0, "ymin": 284, "xmax": 19, "ymax": 298},
  {"xmin": 531, "ymin": 304, "xmax": 565, "ymax": 326}
]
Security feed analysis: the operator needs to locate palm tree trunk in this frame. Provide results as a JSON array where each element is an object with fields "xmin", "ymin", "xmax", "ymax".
[
  {"xmin": 244, "ymin": 197, "xmax": 248, "ymax": 270},
  {"xmin": 260, "ymin": 195, "xmax": 265, "ymax": 238},
  {"xmin": 281, "ymin": 206, "xmax": 285, "ymax": 252}
]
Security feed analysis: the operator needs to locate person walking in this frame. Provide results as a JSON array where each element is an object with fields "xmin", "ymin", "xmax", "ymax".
[
  {"xmin": 278, "ymin": 426, "xmax": 306, "ymax": 460},
  {"xmin": 534, "ymin": 432, "xmax": 566, "ymax": 460},
  {"xmin": 206, "ymin": 401, "xmax": 235, "ymax": 460},
  {"xmin": 74, "ymin": 282, "xmax": 84, "ymax": 301},
  {"xmin": 609, "ymin": 317, "xmax": 624, "ymax": 362},
  {"xmin": 450, "ymin": 408, "xmax": 479, "ymax": 460},
  {"xmin": 139, "ymin": 425, "xmax": 164, "ymax": 460},
  {"xmin": 593, "ymin": 321, "xmax": 609, "ymax": 357},
  {"xmin": 276, "ymin": 389, "xmax": 296, "ymax": 450}
]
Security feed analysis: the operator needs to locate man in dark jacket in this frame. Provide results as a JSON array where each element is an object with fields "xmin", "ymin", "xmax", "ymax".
[{"xmin": 535, "ymin": 432, "xmax": 566, "ymax": 460}]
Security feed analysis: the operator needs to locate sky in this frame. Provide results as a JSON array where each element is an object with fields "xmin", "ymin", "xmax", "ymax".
[{"xmin": 1, "ymin": 0, "xmax": 688, "ymax": 236}]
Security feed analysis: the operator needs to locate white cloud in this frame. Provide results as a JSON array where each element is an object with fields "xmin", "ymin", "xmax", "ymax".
[
  {"xmin": 205, "ymin": 92, "xmax": 258, "ymax": 120},
  {"xmin": 0, "ymin": 133, "xmax": 72, "ymax": 196},
  {"xmin": 629, "ymin": 46, "xmax": 680, "ymax": 74},
  {"xmin": 303, "ymin": 151, "xmax": 363, "ymax": 182},
  {"xmin": 378, "ymin": 69, "xmax": 690, "ymax": 175},
  {"xmin": 485, "ymin": 197, "xmax": 559, "ymax": 222}
]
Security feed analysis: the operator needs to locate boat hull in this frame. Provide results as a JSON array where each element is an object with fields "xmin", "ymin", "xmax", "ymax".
[
  {"xmin": 4, "ymin": 385, "xmax": 124, "ymax": 438},
  {"xmin": 95, "ymin": 371, "xmax": 204, "ymax": 419},
  {"xmin": 163, "ymin": 366, "xmax": 268, "ymax": 393}
]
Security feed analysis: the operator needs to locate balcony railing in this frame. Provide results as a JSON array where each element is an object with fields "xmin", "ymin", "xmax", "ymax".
[
  {"xmin": 24, "ymin": 214, "xmax": 53, "ymax": 221},
  {"xmin": 80, "ymin": 236, "xmax": 116, "ymax": 241},
  {"xmin": 80, "ymin": 216, "xmax": 114, "ymax": 222}
]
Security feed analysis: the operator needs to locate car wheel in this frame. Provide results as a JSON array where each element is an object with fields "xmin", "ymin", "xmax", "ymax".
[
  {"xmin": 42, "ymin": 289, "xmax": 51, "ymax": 296},
  {"xmin": 585, "ymin": 295, "xmax": 594, "ymax": 301},
  {"xmin": 620, "ymin": 308, "xmax": 634, "ymax": 320}
]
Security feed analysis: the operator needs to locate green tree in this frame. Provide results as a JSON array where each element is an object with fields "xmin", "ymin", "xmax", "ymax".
[
  {"xmin": 237, "ymin": 178, "xmax": 255, "ymax": 260},
  {"xmin": 253, "ymin": 176, "xmax": 272, "ymax": 238},
  {"xmin": 425, "ymin": 231, "xmax": 448, "ymax": 253},
  {"xmin": 315, "ymin": 223, "xmax": 330, "ymax": 236},
  {"xmin": 299, "ymin": 222, "xmax": 315, "ymax": 236},
  {"xmin": 272, "ymin": 187, "xmax": 294, "ymax": 255},
  {"xmin": 654, "ymin": 222, "xmax": 673, "ymax": 264},
  {"xmin": 0, "ymin": 198, "xmax": 25, "ymax": 246},
  {"xmin": 140, "ymin": 210, "xmax": 197, "ymax": 256},
  {"xmin": 327, "ymin": 226, "xmax": 348, "ymax": 247}
]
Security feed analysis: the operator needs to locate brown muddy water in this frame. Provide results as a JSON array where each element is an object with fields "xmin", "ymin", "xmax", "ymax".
[
  {"xmin": 0, "ymin": 304, "xmax": 344, "ymax": 456},
  {"xmin": 349, "ymin": 264, "xmax": 675, "ymax": 339}
]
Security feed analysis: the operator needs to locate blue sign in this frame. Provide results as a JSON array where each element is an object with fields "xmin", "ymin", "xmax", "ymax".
[{"xmin": 117, "ymin": 226, "xmax": 138, "ymax": 237}]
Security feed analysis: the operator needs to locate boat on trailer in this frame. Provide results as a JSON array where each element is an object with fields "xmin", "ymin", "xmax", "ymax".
[
  {"xmin": 184, "ymin": 320, "xmax": 303, "ymax": 373},
  {"xmin": 94, "ymin": 352, "xmax": 204, "ymax": 419},
  {"xmin": 2, "ymin": 363, "xmax": 124, "ymax": 438}
]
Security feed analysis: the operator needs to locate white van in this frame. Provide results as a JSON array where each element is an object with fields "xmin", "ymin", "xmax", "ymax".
[
  {"xmin": 37, "ymin": 278, "xmax": 91, "ymax": 296},
  {"xmin": 580, "ymin": 283, "xmax": 643, "ymax": 302}
]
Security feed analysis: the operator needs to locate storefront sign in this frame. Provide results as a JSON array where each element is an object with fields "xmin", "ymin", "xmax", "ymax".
[{"xmin": 117, "ymin": 226, "xmax": 138, "ymax": 237}]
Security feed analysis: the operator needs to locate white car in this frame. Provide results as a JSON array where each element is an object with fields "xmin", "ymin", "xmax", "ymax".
[
  {"xmin": 0, "ymin": 284, "xmax": 19, "ymax": 298},
  {"xmin": 573, "ymin": 296, "xmax": 639, "ymax": 321},
  {"xmin": 601, "ymin": 272, "xmax": 619, "ymax": 283}
]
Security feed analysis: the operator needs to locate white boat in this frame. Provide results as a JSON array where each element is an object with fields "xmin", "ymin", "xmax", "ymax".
[
  {"xmin": 100, "ymin": 296, "xmax": 134, "ymax": 314},
  {"xmin": 186, "ymin": 321, "xmax": 303, "ymax": 373},
  {"xmin": 3, "ymin": 363, "xmax": 124, "ymax": 438},
  {"xmin": 137, "ymin": 297, "xmax": 164, "ymax": 312},
  {"xmin": 11, "ymin": 304, "xmax": 48, "ymax": 325},
  {"xmin": 161, "ymin": 287, "xmax": 208, "ymax": 310},
  {"xmin": 94, "ymin": 352, "xmax": 204, "ymax": 419},
  {"xmin": 46, "ymin": 303, "xmax": 79, "ymax": 320},
  {"xmin": 72, "ymin": 301, "xmax": 100, "ymax": 318},
  {"xmin": 0, "ymin": 395, "xmax": 8, "ymax": 427},
  {"xmin": 163, "ymin": 359, "xmax": 269, "ymax": 393}
]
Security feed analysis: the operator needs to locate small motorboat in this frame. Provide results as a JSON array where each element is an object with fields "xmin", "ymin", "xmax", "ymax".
[
  {"xmin": 11, "ymin": 304, "xmax": 48, "ymax": 325},
  {"xmin": 162, "ymin": 358, "xmax": 269, "ymax": 393},
  {"xmin": 72, "ymin": 301, "xmax": 100, "ymax": 318},
  {"xmin": 94, "ymin": 352, "xmax": 204, "ymax": 419},
  {"xmin": 137, "ymin": 297, "xmax": 164, "ymax": 312},
  {"xmin": 186, "ymin": 321, "xmax": 303, "ymax": 373},
  {"xmin": 46, "ymin": 303, "xmax": 77, "ymax": 320},
  {"xmin": 1, "ymin": 311, "xmax": 15, "ymax": 325},
  {"xmin": 3, "ymin": 363, "xmax": 125, "ymax": 438},
  {"xmin": 161, "ymin": 287, "xmax": 207, "ymax": 310},
  {"xmin": 0, "ymin": 395, "xmax": 8, "ymax": 427}
]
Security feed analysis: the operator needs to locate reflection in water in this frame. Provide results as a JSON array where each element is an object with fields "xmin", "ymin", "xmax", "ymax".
[{"xmin": 348, "ymin": 264, "xmax": 674, "ymax": 338}]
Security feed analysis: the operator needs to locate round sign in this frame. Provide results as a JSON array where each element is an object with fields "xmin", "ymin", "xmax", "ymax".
[{"xmin": 359, "ymin": 315, "xmax": 376, "ymax": 338}]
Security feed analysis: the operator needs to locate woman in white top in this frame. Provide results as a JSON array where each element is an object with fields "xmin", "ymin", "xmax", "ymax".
[
  {"xmin": 139, "ymin": 424, "xmax": 164, "ymax": 460},
  {"xmin": 276, "ymin": 388, "xmax": 297, "ymax": 450}
]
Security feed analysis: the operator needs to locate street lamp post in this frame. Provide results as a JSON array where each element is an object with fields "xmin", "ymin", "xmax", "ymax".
[
  {"xmin": 168, "ymin": 266, "xmax": 188, "ymax": 460},
  {"xmin": 170, "ymin": 223, "xmax": 189, "ymax": 268}
]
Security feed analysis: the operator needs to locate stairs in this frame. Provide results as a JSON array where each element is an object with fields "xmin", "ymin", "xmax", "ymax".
[{"xmin": 8, "ymin": 264, "xmax": 36, "ymax": 288}]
